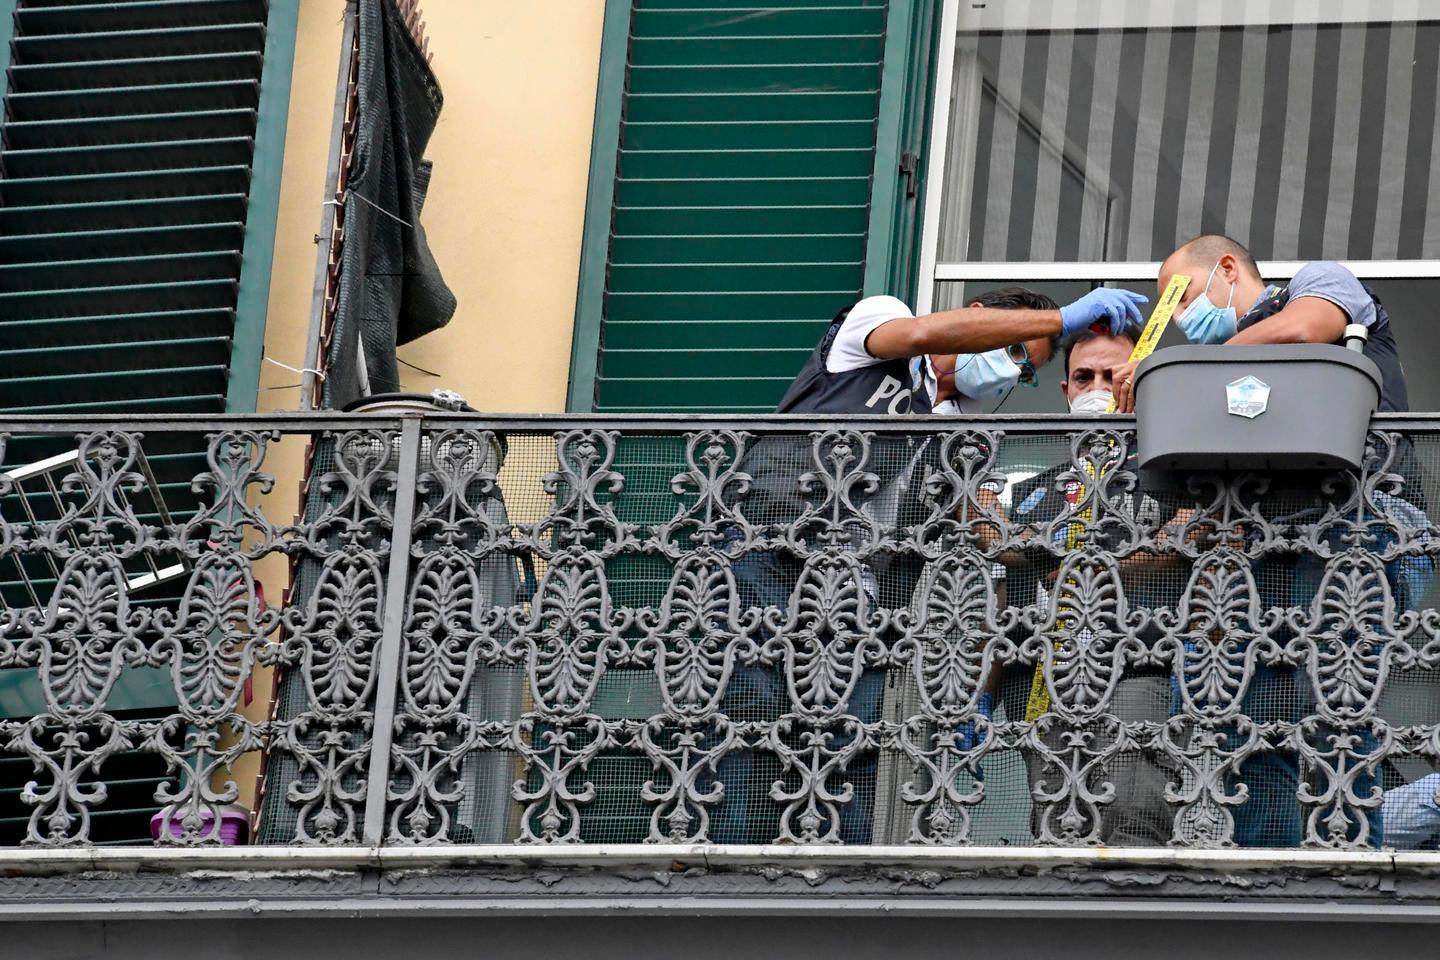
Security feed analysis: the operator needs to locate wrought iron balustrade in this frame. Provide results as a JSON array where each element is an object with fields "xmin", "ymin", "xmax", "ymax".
[{"xmin": 0, "ymin": 413, "xmax": 1438, "ymax": 852}]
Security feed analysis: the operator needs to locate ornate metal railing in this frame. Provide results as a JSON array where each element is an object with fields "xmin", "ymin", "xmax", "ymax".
[{"xmin": 1, "ymin": 413, "xmax": 1438, "ymax": 852}]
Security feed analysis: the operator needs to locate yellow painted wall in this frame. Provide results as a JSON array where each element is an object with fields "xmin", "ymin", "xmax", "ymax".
[
  {"xmin": 261, "ymin": 0, "xmax": 604, "ymax": 412},
  {"xmin": 233, "ymin": 0, "xmax": 606, "ymax": 813}
]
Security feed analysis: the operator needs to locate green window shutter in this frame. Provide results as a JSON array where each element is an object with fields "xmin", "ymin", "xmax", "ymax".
[
  {"xmin": 862, "ymin": 0, "xmax": 942, "ymax": 303},
  {"xmin": 0, "ymin": 0, "xmax": 298, "ymax": 845},
  {"xmin": 0, "ymin": 0, "xmax": 297, "ymax": 416},
  {"xmin": 572, "ymin": 0, "xmax": 912, "ymax": 414},
  {"xmin": 558, "ymin": 1, "xmax": 945, "ymax": 844}
]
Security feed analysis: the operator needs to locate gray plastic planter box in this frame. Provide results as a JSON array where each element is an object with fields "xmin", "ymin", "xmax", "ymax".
[{"xmin": 1132, "ymin": 344, "xmax": 1381, "ymax": 471}]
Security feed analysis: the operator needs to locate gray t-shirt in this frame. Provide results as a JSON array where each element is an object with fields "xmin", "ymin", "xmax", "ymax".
[{"xmin": 1247, "ymin": 260, "xmax": 1376, "ymax": 329}]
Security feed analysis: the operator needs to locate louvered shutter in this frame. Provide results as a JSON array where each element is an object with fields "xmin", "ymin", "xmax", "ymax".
[
  {"xmin": 570, "ymin": 0, "xmax": 940, "ymax": 414},
  {"xmin": 0, "ymin": 0, "xmax": 295, "ymax": 416},
  {"xmin": 555, "ymin": 1, "xmax": 942, "ymax": 845},
  {"xmin": 0, "ymin": 0, "xmax": 297, "ymax": 846}
]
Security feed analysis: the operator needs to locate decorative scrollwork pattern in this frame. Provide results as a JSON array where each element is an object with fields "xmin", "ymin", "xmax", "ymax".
[{"xmin": 0, "ymin": 420, "xmax": 1437, "ymax": 853}]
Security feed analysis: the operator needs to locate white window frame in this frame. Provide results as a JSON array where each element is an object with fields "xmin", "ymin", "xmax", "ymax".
[{"xmin": 914, "ymin": 0, "xmax": 1440, "ymax": 316}]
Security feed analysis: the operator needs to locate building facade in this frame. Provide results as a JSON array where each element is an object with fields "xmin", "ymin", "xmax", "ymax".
[{"xmin": 2, "ymin": 1, "xmax": 1440, "ymax": 956}]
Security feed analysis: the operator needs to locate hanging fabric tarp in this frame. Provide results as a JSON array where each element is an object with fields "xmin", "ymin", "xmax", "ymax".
[{"xmin": 322, "ymin": 0, "xmax": 456, "ymax": 409}]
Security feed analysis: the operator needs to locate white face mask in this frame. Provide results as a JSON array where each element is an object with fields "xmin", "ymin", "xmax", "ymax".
[{"xmin": 1069, "ymin": 390, "xmax": 1114, "ymax": 415}]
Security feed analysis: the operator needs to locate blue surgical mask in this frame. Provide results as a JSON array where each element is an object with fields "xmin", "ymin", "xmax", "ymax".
[
  {"xmin": 950, "ymin": 348, "xmax": 1023, "ymax": 401},
  {"xmin": 1176, "ymin": 259, "xmax": 1238, "ymax": 344}
]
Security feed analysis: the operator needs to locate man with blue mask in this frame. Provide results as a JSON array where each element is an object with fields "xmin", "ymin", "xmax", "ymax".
[
  {"xmin": 912, "ymin": 287, "xmax": 1059, "ymax": 414},
  {"xmin": 717, "ymin": 286, "xmax": 1147, "ymax": 844},
  {"xmin": 1111, "ymin": 235, "xmax": 1420, "ymax": 848},
  {"xmin": 1110, "ymin": 234, "xmax": 1408, "ymax": 414}
]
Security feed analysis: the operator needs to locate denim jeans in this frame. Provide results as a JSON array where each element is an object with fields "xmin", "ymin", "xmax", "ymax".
[
  {"xmin": 1227, "ymin": 505, "xmax": 1427, "ymax": 848},
  {"xmin": 708, "ymin": 545, "xmax": 886, "ymax": 844},
  {"xmin": 1227, "ymin": 663, "xmax": 1305, "ymax": 848}
]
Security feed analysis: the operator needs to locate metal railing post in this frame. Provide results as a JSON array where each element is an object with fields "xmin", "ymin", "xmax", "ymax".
[{"xmin": 361, "ymin": 415, "xmax": 423, "ymax": 845}]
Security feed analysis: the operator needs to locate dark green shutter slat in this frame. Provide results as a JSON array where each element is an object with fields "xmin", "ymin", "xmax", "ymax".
[
  {"xmin": 0, "ymin": 250, "xmax": 241, "ymax": 289},
  {"xmin": 607, "ymin": 291, "xmax": 856, "ymax": 322},
  {"xmin": 7, "ymin": 52, "xmax": 263, "ymax": 91},
  {"xmin": 15, "ymin": 0, "xmax": 267, "ymax": 33},
  {"xmin": 6, "ymin": 78, "xmax": 260, "ymax": 119},
  {"xmin": 0, "ymin": 222, "xmax": 245, "ymax": 261},
  {"xmin": 0, "ymin": 278, "xmax": 238, "ymax": 317},
  {"xmin": 635, "ymin": 0, "xmax": 883, "ymax": 7},
  {"xmin": 612, "ymin": 232, "xmax": 866, "ymax": 262},
  {"xmin": 0, "ymin": 308, "xmax": 236, "ymax": 347},
  {"xmin": 0, "ymin": 166, "xmax": 252, "ymax": 205},
  {"xmin": 618, "ymin": 148, "xmax": 874, "ymax": 180},
  {"xmin": 626, "ymin": 91, "xmax": 879, "ymax": 122},
  {"xmin": 630, "ymin": 63, "xmax": 880, "ymax": 95},
  {"xmin": 0, "ymin": 194, "xmax": 249, "ymax": 234},
  {"xmin": 0, "ymin": 394, "xmax": 224, "ymax": 414},
  {"xmin": 602, "ymin": 347, "xmax": 810, "ymax": 379},
  {"xmin": 612, "ymin": 203, "xmax": 869, "ymax": 236},
  {"xmin": 609, "ymin": 262, "xmax": 862, "ymax": 294},
  {"xmin": 1, "ymin": 138, "xmax": 257, "ymax": 177},
  {"xmin": 631, "ymin": 8, "xmax": 885, "ymax": 36},
  {"xmin": 603, "ymin": 319, "xmax": 823, "ymax": 351},
  {"xmin": 4, "ymin": 107, "xmax": 258, "ymax": 148},
  {"xmin": 630, "ymin": 34, "xmax": 885, "ymax": 66},
  {"xmin": 622, "ymin": 118, "xmax": 876, "ymax": 151},
  {"xmin": 13, "ymin": 24, "xmax": 267, "ymax": 64},
  {"xmin": 616, "ymin": 175, "xmax": 870, "ymax": 206},
  {"xmin": 0, "ymin": 336, "xmax": 231, "ymax": 376}
]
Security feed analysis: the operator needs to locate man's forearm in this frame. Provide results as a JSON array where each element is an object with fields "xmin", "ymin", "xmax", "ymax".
[
  {"xmin": 1226, "ymin": 316, "xmax": 1306, "ymax": 344},
  {"xmin": 1226, "ymin": 299, "xmax": 1347, "ymax": 345},
  {"xmin": 868, "ymin": 307, "xmax": 1063, "ymax": 359},
  {"xmin": 913, "ymin": 307, "xmax": 1063, "ymax": 354}
]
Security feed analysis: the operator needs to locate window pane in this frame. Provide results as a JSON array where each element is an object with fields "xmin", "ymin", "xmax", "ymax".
[
  {"xmin": 935, "ymin": 7, "xmax": 1440, "ymax": 263},
  {"xmin": 1369, "ymin": 279, "xmax": 1440, "ymax": 412},
  {"xmin": 937, "ymin": 278, "xmax": 1440, "ymax": 412}
]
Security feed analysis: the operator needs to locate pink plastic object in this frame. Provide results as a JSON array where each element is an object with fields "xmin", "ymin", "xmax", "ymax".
[{"xmin": 149, "ymin": 805, "xmax": 250, "ymax": 845}]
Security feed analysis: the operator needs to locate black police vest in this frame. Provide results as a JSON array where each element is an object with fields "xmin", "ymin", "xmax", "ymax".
[
  {"xmin": 743, "ymin": 303, "xmax": 936, "ymax": 577},
  {"xmin": 1237, "ymin": 282, "xmax": 1409, "ymax": 412},
  {"xmin": 774, "ymin": 304, "xmax": 933, "ymax": 415}
]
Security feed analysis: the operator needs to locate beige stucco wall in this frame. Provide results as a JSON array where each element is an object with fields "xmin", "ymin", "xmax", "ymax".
[
  {"xmin": 233, "ymin": 0, "xmax": 605, "ymax": 811},
  {"xmin": 261, "ymin": 0, "xmax": 603, "ymax": 412}
]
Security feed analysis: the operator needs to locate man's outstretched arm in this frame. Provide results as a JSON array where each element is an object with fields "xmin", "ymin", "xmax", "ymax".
[{"xmin": 866, "ymin": 288, "xmax": 1148, "ymax": 359}]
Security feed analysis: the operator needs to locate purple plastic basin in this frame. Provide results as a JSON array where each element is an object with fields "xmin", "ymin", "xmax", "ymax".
[{"xmin": 149, "ymin": 806, "xmax": 250, "ymax": 845}]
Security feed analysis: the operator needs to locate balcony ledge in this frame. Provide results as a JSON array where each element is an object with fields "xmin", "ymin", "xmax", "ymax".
[{"xmin": 4, "ymin": 845, "xmax": 1440, "ymax": 923}]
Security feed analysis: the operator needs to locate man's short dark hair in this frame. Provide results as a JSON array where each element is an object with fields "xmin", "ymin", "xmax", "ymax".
[
  {"xmin": 966, "ymin": 286, "xmax": 1060, "ymax": 312},
  {"xmin": 1063, "ymin": 326, "xmax": 1138, "ymax": 374},
  {"xmin": 1175, "ymin": 234, "xmax": 1261, "ymax": 279}
]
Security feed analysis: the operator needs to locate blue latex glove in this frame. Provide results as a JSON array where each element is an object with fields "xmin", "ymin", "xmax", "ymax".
[
  {"xmin": 958, "ymin": 691, "xmax": 994, "ymax": 753},
  {"xmin": 1059, "ymin": 288, "xmax": 1149, "ymax": 337}
]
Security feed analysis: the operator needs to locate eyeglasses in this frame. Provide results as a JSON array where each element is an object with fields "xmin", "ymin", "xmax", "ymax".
[{"xmin": 1006, "ymin": 342, "xmax": 1038, "ymax": 386}]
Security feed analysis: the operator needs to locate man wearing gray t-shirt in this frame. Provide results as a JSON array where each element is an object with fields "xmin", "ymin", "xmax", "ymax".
[
  {"xmin": 1110, "ymin": 234, "xmax": 1418, "ymax": 847},
  {"xmin": 1111, "ymin": 234, "xmax": 1408, "ymax": 413}
]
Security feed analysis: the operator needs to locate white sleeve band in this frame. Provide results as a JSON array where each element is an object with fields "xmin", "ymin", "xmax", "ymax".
[{"xmin": 825, "ymin": 295, "xmax": 915, "ymax": 373}]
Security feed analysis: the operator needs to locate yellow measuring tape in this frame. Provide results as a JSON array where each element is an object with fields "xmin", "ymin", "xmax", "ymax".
[
  {"xmin": 1024, "ymin": 275, "xmax": 1193, "ymax": 721},
  {"xmin": 1105, "ymin": 274, "xmax": 1192, "ymax": 412}
]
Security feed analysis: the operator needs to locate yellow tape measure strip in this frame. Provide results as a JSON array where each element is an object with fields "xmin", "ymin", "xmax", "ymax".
[
  {"xmin": 1105, "ymin": 274, "xmax": 1192, "ymax": 412},
  {"xmin": 1025, "ymin": 274, "xmax": 1196, "ymax": 719}
]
